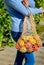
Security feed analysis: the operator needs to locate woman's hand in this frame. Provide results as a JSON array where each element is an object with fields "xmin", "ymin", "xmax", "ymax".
[{"xmin": 22, "ymin": 0, "xmax": 29, "ymax": 6}]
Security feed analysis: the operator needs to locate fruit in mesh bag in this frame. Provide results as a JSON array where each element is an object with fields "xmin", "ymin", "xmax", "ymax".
[
  {"xmin": 33, "ymin": 45, "xmax": 39, "ymax": 51},
  {"xmin": 16, "ymin": 43, "xmax": 20, "ymax": 50},
  {"xmin": 29, "ymin": 37, "xmax": 36, "ymax": 45},
  {"xmin": 25, "ymin": 41, "xmax": 32, "ymax": 49},
  {"xmin": 37, "ymin": 40, "xmax": 42, "ymax": 47},
  {"xmin": 28, "ymin": 36, "xmax": 33, "ymax": 39},
  {"xmin": 20, "ymin": 46, "xmax": 27, "ymax": 53},
  {"xmin": 21, "ymin": 36, "xmax": 32, "ymax": 42},
  {"xmin": 26, "ymin": 36, "xmax": 33, "ymax": 41},
  {"xmin": 22, "ymin": 35, "xmax": 36, "ymax": 45},
  {"xmin": 33, "ymin": 35, "xmax": 42, "ymax": 47},
  {"xmin": 27, "ymin": 46, "xmax": 33, "ymax": 52},
  {"xmin": 33, "ymin": 35, "xmax": 40, "ymax": 40},
  {"xmin": 21, "ymin": 36, "xmax": 28, "ymax": 42},
  {"xmin": 18, "ymin": 39, "xmax": 25, "ymax": 47}
]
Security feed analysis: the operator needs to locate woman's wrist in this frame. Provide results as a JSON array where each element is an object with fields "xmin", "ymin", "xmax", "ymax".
[{"xmin": 22, "ymin": 0, "xmax": 29, "ymax": 6}]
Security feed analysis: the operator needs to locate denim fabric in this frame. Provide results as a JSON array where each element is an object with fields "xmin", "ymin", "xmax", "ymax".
[
  {"xmin": 11, "ymin": 31, "xmax": 22, "ymax": 42},
  {"xmin": 4, "ymin": 0, "xmax": 42, "ymax": 32},
  {"xmin": 14, "ymin": 51, "xmax": 35, "ymax": 65},
  {"xmin": 11, "ymin": 31, "xmax": 35, "ymax": 65}
]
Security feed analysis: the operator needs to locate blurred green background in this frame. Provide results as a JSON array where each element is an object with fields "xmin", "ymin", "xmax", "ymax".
[{"xmin": 0, "ymin": 0, "xmax": 44, "ymax": 47}]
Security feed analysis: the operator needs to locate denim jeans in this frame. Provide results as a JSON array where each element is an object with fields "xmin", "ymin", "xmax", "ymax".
[{"xmin": 11, "ymin": 31, "xmax": 35, "ymax": 65}]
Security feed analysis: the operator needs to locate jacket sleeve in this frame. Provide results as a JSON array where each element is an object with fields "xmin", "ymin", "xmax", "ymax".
[
  {"xmin": 28, "ymin": 0, "xmax": 35, "ymax": 8},
  {"xmin": 29, "ymin": 7, "xmax": 42, "ymax": 15},
  {"xmin": 6, "ymin": 0, "xmax": 42, "ymax": 16}
]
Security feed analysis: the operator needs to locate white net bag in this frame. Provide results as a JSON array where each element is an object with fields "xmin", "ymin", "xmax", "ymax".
[{"xmin": 16, "ymin": 7, "xmax": 42, "ymax": 53}]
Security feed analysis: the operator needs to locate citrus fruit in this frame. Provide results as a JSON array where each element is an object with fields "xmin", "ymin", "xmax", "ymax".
[
  {"xmin": 28, "ymin": 36, "xmax": 33, "ymax": 39},
  {"xmin": 20, "ymin": 46, "xmax": 27, "ymax": 53},
  {"xmin": 29, "ymin": 38, "xmax": 36, "ymax": 44},
  {"xmin": 25, "ymin": 41, "xmax": 32, "ymax": 49},
  {"xmin": 27, "ymin": 47, "xmax": 33, "ymax": 52},
  {"xmin": 18, "ymin": 39, "xmax": 24, "ymax": 47},
  {"xmin": 33, "ymin": 35, "xmax": 42, "ymax": 47},
  {"xmin": 16, "ymin": 43, "xmax": 20, "ymax": 50},
  {"xmin": 33, "ymin": 35, "xmax": 40, "ymax": 41},
  {"xmin": 22, "ymin": 36, "xmax": 28, "ymax": 42},
  {"xmin": 36, "ymin": 40, "xmax": 42, "ymax": 47}
]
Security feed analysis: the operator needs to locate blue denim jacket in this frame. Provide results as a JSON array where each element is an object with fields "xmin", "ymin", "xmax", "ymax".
[{"xmin": 4, "ymin": 0, "xmax": 42, "ymax": 32}]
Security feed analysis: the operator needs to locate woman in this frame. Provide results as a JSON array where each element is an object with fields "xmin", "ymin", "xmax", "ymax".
[{"xmin": 4, "ymin": 0, "xmax": 44, "ymax": 65}]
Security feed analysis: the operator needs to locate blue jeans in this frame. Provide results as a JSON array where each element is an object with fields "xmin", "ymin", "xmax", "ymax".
[{"xmin": 11, "ymin": 31, "xmax": 35, "ymax": 65}]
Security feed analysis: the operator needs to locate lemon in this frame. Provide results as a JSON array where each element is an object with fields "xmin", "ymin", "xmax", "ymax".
[
  {"xmin": 22, "ymin": 36, "xmax": 33, "ymax": 42},
  {"xmin": 20, "ymin": 46, "xmax": 27, "ymax": 53},
  {"xmin": 29, "ymin": 36, "xmax": 33, "ymax": 39},
  {"xmin": 18, "ymin": 39, "xmax": 24, "ymax": 47},
  {"xmin": 29, "ymin": 38, "xmax": 36, "ymax": 44},
  {"xmin": 33, "ymin": 35, "xmax": 42, "ymax": 46},
  {"xmin": 22, "ymin": 36, "xmax": 27, "ymax": 42},
  {"xmin": 33, "ymin": 35, "xmax": 40, "ymax": 41}
]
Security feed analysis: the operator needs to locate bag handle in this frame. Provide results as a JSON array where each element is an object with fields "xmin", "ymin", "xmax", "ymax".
[
  {"xmin": 21, "ymin": 6, "xmax": 37, "ymax": 36},
  {"xmin": 25, "ymin": 6, "xmax": 32, "ymax": 17}
]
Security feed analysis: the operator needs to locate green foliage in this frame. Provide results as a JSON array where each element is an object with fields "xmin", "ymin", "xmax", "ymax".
[
  {"xmin": 0, "ymin": 0, "xmax": 44, "ymax": 47},
  {"xmin": 34, "ymin": 0, "xmax": 44, "ymax": 35},
  {"xmin": 0, "ymin": 0, "xmax": 16, "ymax": 47},
  {"xmin": 34, "ymin": 0, "xmax": 44, "ymax": 8}
]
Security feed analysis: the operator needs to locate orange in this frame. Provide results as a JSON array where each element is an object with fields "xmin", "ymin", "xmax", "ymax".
[
  {"xmin": 25, "ymin": 41, "xmax": 32, "ymax": 49},
  {"xmin": 16, "ymin": 43, "xmax": 20, "ymax": 50},
  {"xmin": 18, "ymin": 39, "xmax": 24, "ymax": 47},
  {"xmin": 27, "ymin": 47, "xmax": 33, "ymax": 52}
]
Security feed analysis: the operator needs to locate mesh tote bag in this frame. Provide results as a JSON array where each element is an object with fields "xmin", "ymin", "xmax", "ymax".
[{"xmin": 16, "ymin": 6, "xmax": 42, "ymax": 53}]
